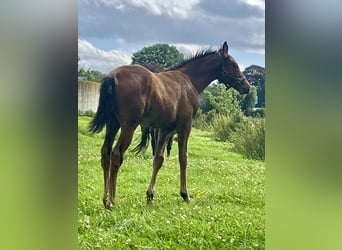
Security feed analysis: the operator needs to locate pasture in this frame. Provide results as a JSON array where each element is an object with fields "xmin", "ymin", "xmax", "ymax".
[{"xmin": 78, "ymin": 116, "xmax": 265, "ymax": 249}]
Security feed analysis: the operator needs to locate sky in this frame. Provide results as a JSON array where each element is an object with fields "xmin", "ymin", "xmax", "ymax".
[{"xmin": 78, "ymin": 0, "xmax": 265, "ymax": 74}]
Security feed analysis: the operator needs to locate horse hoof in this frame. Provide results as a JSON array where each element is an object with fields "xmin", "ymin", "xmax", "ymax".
[
  {"xmin": 180, "ymin": 192, "xmax": 190, "ymax": 202},
  {"xmin": 146, "ymin": 195, "xmax": 154, "ymax": 204},
  {"xmin": 146, "ymin": 190, "xmax": 154, "ymax": 204},
  {"xmin": 183, "ymin": 197, "xmax": 190, "ymax": 203},
  {"xmin": 103, "ymin": 199, "xmax": 114, "ymax": 210}
]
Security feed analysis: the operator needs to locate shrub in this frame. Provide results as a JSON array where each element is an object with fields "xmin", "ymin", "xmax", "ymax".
[
  {"xmin": 78, "ymin": 109, "xmax": 95, "ymax": 117},
  {"xmin": 230, "ymin": 118, "xmax": 265, "ymax": 160},
  {"xmin": 247, "ymin": 108, "xmax": 265, "ymax": 118},
  {"xmin": 192, "ymin": 112, "xmax": 209, "ymax": 130},
  {"xmin": 210, "ymin": 112, "xmax": 247, "ymax": 141}
]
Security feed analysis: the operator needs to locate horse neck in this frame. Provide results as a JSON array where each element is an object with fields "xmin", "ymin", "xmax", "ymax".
[{"xmin": 178, "ymin": 53, "xmax": 221, "ymax": 93}]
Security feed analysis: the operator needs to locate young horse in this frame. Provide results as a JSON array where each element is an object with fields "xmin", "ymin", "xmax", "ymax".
[
  {"xmin": 89, "ymin": 42, "xmax": 250, "ymax": 209},
  {"xmin": 136, "ymin": 62, "xmax": 174, "ymax": 157}
]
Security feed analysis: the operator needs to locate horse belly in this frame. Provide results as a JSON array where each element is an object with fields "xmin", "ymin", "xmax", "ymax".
[{"xmin": 141, "ymin": 102, "xmax": 177, "ymax": 128}]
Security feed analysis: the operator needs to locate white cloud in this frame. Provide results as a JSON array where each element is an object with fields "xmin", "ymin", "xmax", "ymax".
[
  {"xmin": 79, "ymin": 0, "xmax": 264, "ymax": 63},
  {"xmin": 92, "ymin": 0, "xmax": 200, "ymax": 19},
  {"xmin": 79, "ymin": 0, "xmax": 265, "ymax": 67},
  {"xmin": 78, "ymin": 39, "xmax": 132, "ymax": 73},
  {"xmin": 239, "ymin": 0, "xmax": 265, "ymax": 11}
]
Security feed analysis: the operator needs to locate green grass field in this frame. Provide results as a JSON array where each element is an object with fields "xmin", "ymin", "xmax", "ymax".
[{"xmin": 78, "ymin": 116, "xmax": 265, "ymax": 249}]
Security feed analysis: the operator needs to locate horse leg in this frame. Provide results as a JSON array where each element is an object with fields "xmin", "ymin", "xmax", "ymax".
[
  {"xmin": 146, "ymin": 129, "xmax": 169, "ymax": 203},
  {"xmin": 166, "ymin": 135, "xmax": 173, "ymax": 157},
  {"xmin": 104, "ymin": 125, "xmax": 136, "ymax": 209},
  {"xmin": 178, "ymin": 129, "xmax": 191, "ymax": 202},
  {"xmin": 150, "ymin": 128, "xmax": 156, "ymax": 156},
  {"xmin": 101, "ymin": 124, "xmax": 119, "ymax": 207}
]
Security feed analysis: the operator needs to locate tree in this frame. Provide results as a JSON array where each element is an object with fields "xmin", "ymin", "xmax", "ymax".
[
  {"xmin": 78, "ymin": 57, "xmax": 105, "ymax": 82},
  {"xmin": 240, "ymin": 86, "xmax": 257, "ymax": 115},
  {"xmin": 243, "ymin": 65, "xmax": 265, "ymax": 108},
  {"xmin": 199, "ymin": 83, "xmax": 242, "ymax": 116},
  {"xmin": 131, "ymin": 43, "xmax": 184, "ymax": 68},
  {"xmin": 78, "ymin": 69, "xmax": 105, "ymax": 82}
]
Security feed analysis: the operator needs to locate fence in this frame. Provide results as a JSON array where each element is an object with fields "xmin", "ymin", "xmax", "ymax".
[{"xmin": 78, "ymin": 80, "xmax": 100, "ymax": 112}]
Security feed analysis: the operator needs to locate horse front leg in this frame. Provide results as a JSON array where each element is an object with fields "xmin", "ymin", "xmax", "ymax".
[{"xmin": 178, "ymin": 130, "xmax": 190, "ymax": 202}]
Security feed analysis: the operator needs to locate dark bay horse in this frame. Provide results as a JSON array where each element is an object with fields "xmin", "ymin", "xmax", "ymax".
[
  {"xmin": 136, "ymin": 62, "xmax": 174, "ymax": 157},
  {"xmin": 89, "ymin": 42, "xmax": 250, "ymax": 209}
]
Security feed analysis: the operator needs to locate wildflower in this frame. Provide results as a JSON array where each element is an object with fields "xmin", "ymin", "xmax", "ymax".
[{"xmin": 193, "ymin": 205, "xmax": 199, "ymax": 210}]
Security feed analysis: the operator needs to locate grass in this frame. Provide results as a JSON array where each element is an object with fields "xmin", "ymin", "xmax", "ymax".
[{"xmin": 78, "ymin": 116, "xmax": 265, "ymax": 249}]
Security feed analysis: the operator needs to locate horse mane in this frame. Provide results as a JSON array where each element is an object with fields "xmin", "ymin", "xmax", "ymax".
[{"xmin": 170, "ymin": 48, "xmax": 218, "ymax": 70}]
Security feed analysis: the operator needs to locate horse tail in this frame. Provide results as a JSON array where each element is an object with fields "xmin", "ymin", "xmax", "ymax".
[
  {"xmin": 89, "ymin": 75, "xmax": 117, "ymax": 134},
  {"xmin": 132, "ymin": 127, "xmax": 151, "ymax": 154}
]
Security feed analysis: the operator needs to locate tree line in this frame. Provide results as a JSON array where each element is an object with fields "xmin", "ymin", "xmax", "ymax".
[{"xmin": 78, "ymin": 56, "xmax": 106, "ymax": 82}]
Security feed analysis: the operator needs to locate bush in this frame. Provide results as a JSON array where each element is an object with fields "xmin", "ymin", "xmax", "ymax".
[
  {"xmin": 192, "ymin": 112, "xmax": 209, "ymax": 130},
  {"xmin": 78, "ymin": 110, "xmax": 95, "ymax": 117},
  {"xmin": 192, "ymin": 109, "xmax": 218, "ymax": 130},
  {"xmin": 210, "ymin": 112, "xmax": 247, "ymax": 141},
  {"xmin": 247, "ymin": 108, "xmax": 265, "ymax": 118},
  {"xmin": 230, "ymin": 118, "xmax": 265, "ymax": 160}
]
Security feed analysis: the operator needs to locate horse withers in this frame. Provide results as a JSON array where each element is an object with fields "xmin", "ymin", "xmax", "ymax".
[{"xmin": 89, "ymin": 41, "xmax": 250, "ymax": 209}]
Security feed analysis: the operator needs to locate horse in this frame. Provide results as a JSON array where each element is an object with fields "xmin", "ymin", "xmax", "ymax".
[
  {"xmin": 89, "ymin": 42, "xmax": 250, "ymax": 209},
  {"xmin": 136, "ymin": 62, "xmax": 174, "ymax": 157}
]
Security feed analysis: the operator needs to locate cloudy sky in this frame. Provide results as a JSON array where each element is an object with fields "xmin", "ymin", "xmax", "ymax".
[{"xmin": 78, "ymin": 0, "xmax": 264, "ymax": 74}]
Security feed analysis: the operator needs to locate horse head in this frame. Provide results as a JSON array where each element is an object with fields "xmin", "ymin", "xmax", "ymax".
[{"xmin": 217, "ymin": 41, "xmax": 250, "ymax": 94}]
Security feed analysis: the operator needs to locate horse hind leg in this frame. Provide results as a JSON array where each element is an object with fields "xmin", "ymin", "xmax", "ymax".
[
  {"xmin": 166, "ymin": 135, "xmax": 173, "ymax": 157},
  {"xmin": 105, "ymin": 125, "xmax": 137, "ymax": 208},
  {"xmin": 101, "ymin": 124, "xmax": 119, "ymax": 208},
  {"xmin": 150, "ymin": 128, "xmax": 157, "ymax": 156},
  {"xmin": 146, "ymin": 129, "xmax": 169, "ymax": 203}
]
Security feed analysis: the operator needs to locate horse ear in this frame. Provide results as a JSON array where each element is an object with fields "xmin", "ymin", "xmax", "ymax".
[{"xmin": 222, "ymin": 41, "xmax": 229, "ymax": 57}]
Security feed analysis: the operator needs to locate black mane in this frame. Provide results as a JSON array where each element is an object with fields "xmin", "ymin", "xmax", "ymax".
[{"xmin": 170, "ymin": 48, "xmax": 218, "ymax": 70}]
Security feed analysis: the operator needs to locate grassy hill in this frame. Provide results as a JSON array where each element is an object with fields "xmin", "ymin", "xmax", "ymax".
[{"xmin": 78, "ymin": 116, "xmax": 265, "ymax": 249}]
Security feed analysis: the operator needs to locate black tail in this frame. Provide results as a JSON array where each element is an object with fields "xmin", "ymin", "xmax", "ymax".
[
  {"xmin": 132, "ymin": 127, "xmax": 151, "ymax": 154},
  {"xmin": 89, "ymin": 76, "xmax": 116, "ymax": 134}
]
